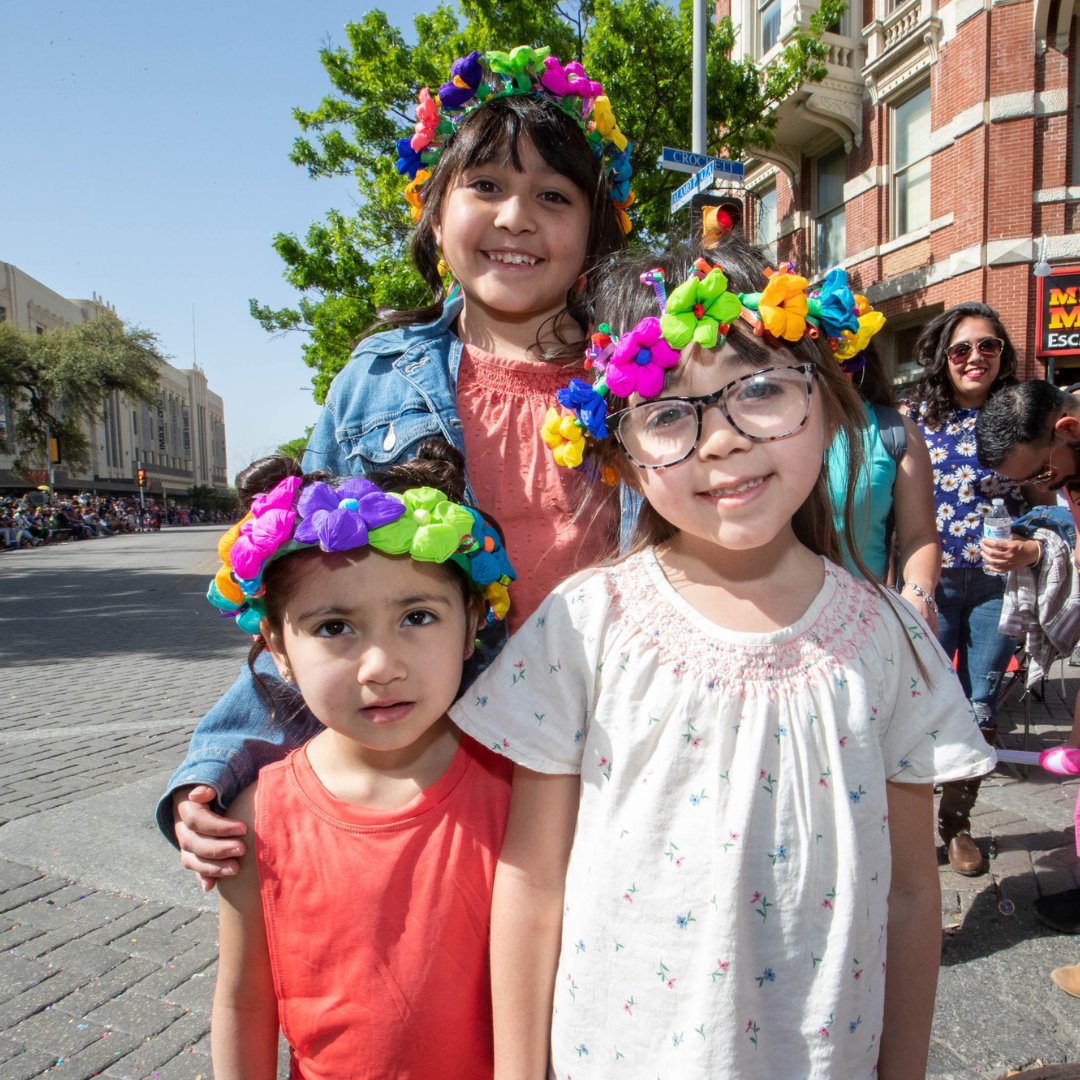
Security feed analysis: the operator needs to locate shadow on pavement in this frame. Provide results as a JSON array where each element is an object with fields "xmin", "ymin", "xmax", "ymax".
[
  {"xmin": 0, "ymin": 563, "xmax": 242, "ymax": 664},
  {"xmin": 941, "ymin": 873, "xmax": 1073, "ymax": 967}
]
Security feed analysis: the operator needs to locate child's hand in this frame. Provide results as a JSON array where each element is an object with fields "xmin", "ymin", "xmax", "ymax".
[{"xmin": 173, "ymin": 785, "xmax": 248, "ymax": 892}]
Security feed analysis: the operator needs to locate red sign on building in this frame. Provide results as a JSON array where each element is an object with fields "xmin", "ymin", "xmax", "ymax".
[{"xmin": 1036, "ymin": 266, "xmax": 1080, "ymax": 358}]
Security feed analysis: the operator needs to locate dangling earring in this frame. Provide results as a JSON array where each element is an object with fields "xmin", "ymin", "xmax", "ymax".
[{"xmin": 280, "ymin": 665, "xmax": 294, "ymax": 684}]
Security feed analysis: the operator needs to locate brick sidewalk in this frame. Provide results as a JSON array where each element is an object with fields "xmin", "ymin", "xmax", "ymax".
[{"xmin": 2, "ymin": 533, "xmax": 1080, "ymax": 1077}]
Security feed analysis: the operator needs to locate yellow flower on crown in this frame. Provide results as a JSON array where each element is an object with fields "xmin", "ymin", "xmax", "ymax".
[
  {"xmin": 541, "ymin": 407, "xmax": 586, "ymax": 468},
  {"xmin": 835, "ymin": 311, "xmax": 887, "ymax": 361},
  {"xmin": 753, "ymin": 272, "xmax": 810, "ymax": 342}
]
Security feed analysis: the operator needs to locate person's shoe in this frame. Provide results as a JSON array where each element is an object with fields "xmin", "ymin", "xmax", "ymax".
[
  {"xmin": 946, "ymin": 832, "xmax": 985, "ymax": 875},
  {"xmin": 1034, "ymin": 888, "xmax": 1080, "ymax": 933},
  {"xmin": 1051, "ymin": 961, "xmax": 1080, "ymax": 997}
]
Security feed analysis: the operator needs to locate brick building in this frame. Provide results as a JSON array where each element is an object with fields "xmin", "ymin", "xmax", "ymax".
[{"xmin": 718, "ymin": 0, "xmax": 1080, "ymax": 385}]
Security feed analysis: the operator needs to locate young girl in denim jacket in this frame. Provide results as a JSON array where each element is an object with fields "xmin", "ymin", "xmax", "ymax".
[
  {"xmin": 453, "ymin": 245, "xmax": 995, "ymax": 1078},
  {"xmin": 160, "ymin": 46, "xmax": 632, "ymax": 881}
]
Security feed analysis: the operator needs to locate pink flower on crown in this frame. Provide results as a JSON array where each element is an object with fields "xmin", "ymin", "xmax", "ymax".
[
  {"xmin": 605, "ymin": 317, "xmax": 680, "ymax": 399},
  {"xmin": 410, "ymin": 88, "xmax": 440, "ymax": 153},
  {"xmin": 230, "ymin": 475, "xmax": 302, "ymax": 583}
]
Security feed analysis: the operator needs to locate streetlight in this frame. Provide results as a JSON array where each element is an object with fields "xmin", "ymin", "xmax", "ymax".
[{"xmin": 1034, "ymin": 235, "xmax": 1052, "ymax": 278}]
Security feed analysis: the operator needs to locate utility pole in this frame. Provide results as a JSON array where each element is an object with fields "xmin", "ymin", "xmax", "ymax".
[{"xmin": 693, "ymin": 0, "xmax": 708, "ymax": 155}]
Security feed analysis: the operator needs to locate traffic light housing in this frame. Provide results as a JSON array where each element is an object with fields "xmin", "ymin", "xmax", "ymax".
[
  {"xmin": 137, "ymin": 468, "xmax": 147, "ymax": 487},
  {"xmin": 690, "ymin": 193, "xmax": 745, "ymax": 247}
]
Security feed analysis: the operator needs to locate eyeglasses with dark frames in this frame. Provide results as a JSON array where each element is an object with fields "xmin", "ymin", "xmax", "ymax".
[
  {"xmin": 607, "ymin": 364, "xmax": 816, "ymax": 470},
  {"xmin": 945, "ymin": 337, "xmax": 1004, "ymax": 364}
]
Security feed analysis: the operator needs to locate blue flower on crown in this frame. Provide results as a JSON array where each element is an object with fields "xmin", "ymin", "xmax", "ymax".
[
  {"xmin": 812, "ymin": 268, "xmax": 860, "ymax": 339},
  {"xmin": 395, "ymin": 137, "xmax": 424, "ymax": 179},
  {"xmin": 557, "ymin": 378, "xmax": 609, "ymax": 440}
]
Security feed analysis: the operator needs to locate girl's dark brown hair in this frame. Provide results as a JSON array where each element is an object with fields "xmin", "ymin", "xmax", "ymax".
[
  {"xmin": 908, "ymin": 302, "xmax": 1018, "ymax": 427},
  {"xmin": 379, "ymin": 95, "xmax": 627, "ymax": 358},
  {"xmin": 244, "ymin": 439, "xmax": 485, "ymax": 724}
]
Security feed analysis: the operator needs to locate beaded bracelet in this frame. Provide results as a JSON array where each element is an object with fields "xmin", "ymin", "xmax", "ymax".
[{"xmin": 902, "ymin": 581, "xmax": 938, "ymax": 615}]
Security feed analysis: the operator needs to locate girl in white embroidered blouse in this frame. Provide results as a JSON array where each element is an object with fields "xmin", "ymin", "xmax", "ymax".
[{"xmin": 451, "ymin": 238, "xmax": 996, "ymax": 1080}]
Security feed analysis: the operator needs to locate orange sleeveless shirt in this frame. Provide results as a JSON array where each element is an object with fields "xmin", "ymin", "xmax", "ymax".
[{"xmin": 255, "ymin": 736, "xmax": 512, "ymax": 1079}]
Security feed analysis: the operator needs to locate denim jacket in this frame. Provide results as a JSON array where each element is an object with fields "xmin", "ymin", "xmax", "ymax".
[
  {"xmin": 157, "ymin": 296, "xmax": 639, "ymax": 842},
  {"xmin": 157, "ymin": 300, "xmax": 476, "ymax": 842}
]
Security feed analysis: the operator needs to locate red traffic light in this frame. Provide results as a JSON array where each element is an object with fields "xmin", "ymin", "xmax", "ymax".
[{"xmin": 137, "ymin": 469, "xmax": 147, "ymax": 486}]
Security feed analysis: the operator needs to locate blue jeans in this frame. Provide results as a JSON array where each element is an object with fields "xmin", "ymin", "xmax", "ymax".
[{"xmin": 935, "ymin": 567, "xmax": 1018, "ymax": 726}]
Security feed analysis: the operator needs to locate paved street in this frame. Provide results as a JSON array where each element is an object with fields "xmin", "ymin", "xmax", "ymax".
[{"xmin": 0, "ymin": 527, "xmax": 1079, "ymax": 1077}]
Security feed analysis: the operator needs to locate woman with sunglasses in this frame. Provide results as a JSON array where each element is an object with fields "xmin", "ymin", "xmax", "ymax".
[{"xmin": 903, "ymin": 301, "xmax": 1048, "ymax": 875}]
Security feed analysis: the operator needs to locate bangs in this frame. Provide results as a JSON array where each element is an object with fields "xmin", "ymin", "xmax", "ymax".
[{"xmin": 439, "ymin": 96, "xmax": 602, "ymax": 195}]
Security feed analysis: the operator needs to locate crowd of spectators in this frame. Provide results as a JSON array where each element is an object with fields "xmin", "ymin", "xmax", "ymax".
[{"xmin": 0, "ymin": 493, "xmax": 234, "ymax": 550}]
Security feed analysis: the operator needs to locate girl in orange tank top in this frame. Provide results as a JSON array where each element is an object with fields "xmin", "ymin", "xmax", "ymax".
[{"xmin": 209, "ymin": 441, "xmax": 513, "ymax": 1080}]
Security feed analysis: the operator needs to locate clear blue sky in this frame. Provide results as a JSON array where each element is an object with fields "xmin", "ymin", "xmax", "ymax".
[{"xmin": 3, "ymin": 0, "xmax": 431, "ymax": 481}]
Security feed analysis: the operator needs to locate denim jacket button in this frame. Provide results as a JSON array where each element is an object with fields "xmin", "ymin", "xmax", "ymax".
[{"xmin": 382, "ymin": 422, "xmax": 397, "ymax": 452}]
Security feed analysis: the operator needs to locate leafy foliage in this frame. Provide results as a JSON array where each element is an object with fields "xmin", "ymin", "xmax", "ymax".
[
  {"xmin": 252, "ymin": 0, "xmax": 845, "ymax": 400},
  {"xmin": 275, "ymin": 427, "xmax": 315, "ymax": 462},
  {"xmin": 0, "ymin": 313, "xmax": 163, "ymax": 474}
]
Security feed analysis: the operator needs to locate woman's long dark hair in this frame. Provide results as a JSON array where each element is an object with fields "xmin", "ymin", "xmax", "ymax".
[{"xmin": 909, "ymin": 302, "xmax": 1018, "ymax": 427}]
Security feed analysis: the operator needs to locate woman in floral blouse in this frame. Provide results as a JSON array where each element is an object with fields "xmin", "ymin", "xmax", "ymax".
[{"xmin": 903, "ymin": 302, "xmax": 1049, "ymax": 875}]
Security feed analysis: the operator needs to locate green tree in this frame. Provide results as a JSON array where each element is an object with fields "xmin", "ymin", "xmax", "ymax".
[
  {"xmin": 276, "ymin": 427, "xmax": 315, "ymax": 461},
  {"xmin": 0, "ymin": 313, "xmax": 163, "ymax": 475},
  {"xmin": 252, "ymin": 0, "xmax": 845, "ymax": 401}
]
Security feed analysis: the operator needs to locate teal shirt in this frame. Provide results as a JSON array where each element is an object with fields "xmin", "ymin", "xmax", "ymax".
[{"xmin": 827, "ymin": 401, "xmax": 898, "ymax": 580}]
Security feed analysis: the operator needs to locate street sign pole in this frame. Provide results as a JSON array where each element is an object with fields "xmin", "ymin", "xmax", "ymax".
[{"xmin": 693, "ymin": 0, "xmax": 707, "ymax": 155}]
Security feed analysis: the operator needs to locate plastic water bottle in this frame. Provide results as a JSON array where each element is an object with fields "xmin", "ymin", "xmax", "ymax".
[{"xmin": 982, "ymin": 498, "xmax": 1012, "ymax": 576}]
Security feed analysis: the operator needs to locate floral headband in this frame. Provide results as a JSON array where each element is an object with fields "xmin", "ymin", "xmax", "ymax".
[
  {"xmin": 394, "ymin": 45, "xmax": 635, "ymax": 234},
  {"xmin": 207, "ymin": 476, "xmax": 515, "ymax": 634},
  {"xmin": 542, "ymin": 261, "xmax": 886, "ymax": 471}
]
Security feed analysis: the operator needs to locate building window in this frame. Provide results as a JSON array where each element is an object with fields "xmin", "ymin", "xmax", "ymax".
[
  {"xmin": 815, "ymin": 146, "xmax": 846, "ymax": 271},
  {"xmin": 759, "ymin": 0, "xmax": 781, "ymax": 53},
  {"xmin": 0, "ymin": 306, "xmax": 6, "ymax": 322},
  {"xmin": 755, "ymin": 183, "xmax": 778, "ymax": 263},
  {"xmin": 892, "ymin": 86, "xmax": 931, "ymax": 237}
]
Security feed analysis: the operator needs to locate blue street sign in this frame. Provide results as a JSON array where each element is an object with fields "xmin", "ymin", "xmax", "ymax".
[
  {"xmin": 670, "ymin": 159, "xmax": 717, "ymax": 214},
  {"xmin": 660, "ymin": 146, "xmax": 745, "ymax": 179}
]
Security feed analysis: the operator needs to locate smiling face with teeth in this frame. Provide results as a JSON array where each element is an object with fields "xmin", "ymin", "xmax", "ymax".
[
  {"xmin": 432, "ymin": 137, "xmax": 591, "ymax": 359},
  {"xmin": 944, "ymin": 317, "xmax": 1002, "ymax": 409},
  {"xmin": 632, "ymin": 337, "xmax": 832, "ymax": 572}
]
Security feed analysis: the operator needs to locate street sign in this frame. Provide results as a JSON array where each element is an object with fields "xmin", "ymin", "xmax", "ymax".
[
  {"xmin": 660, "ymin": 146, "xmax": 745, "ymax": 180},
  {"xmin": 670, "ymin": 159, "xmax": 717, "ymax": 214}
]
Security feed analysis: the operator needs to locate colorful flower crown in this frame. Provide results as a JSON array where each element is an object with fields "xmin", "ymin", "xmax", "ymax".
[
  {"xmin": 394, "ymin": 45, "xmax": 634, "ymax": 234},
  {"xmin": 207, "ymin": 476, "xmax": 516, "ymax": 634},
  {"xmin": 542, "ymin": 262, "xmax": 886, "ymax": 471}
]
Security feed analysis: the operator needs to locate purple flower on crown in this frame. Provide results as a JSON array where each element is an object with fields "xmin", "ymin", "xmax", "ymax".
[
  {"xmin": 395, "ymin": 136, "xmax": 424, "ymax": 179},
  {"xmin": 230, "ymin": 475, "xmax": 302, "ymax": 583},
  {"xmin": 439, "ymin": 51, "xmax": 484, "ymax": 109},
  {"xmin": 294, "ymin": 478, "xmax": 406, "ymax": 552},
  {"xmin": 605, "ymin": 317, "xmax": 681, "ymax": 399},
  {"xmin": 556, "ymin": 378, "xmax": 608, "ymax": 439}
]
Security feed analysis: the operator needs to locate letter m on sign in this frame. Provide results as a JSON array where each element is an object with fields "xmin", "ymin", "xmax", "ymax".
[{"xmin": 1050, "ymin": 287, "xmax": 1078, "ymax": 305}]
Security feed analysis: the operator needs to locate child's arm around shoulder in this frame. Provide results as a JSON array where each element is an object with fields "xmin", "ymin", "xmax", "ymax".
[
  {"xmin": 491, "ymin": 765, "xmax": 579, "ymax": 1080},
  {"xmin": 878, "ymin": 780, "xmax": 939, "ymax": 1079},
  {"xmin": 211, "ymin": 781, "xmax": 280, "ymax": 1080}
]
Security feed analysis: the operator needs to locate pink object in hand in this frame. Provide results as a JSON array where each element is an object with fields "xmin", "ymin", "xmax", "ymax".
[{"xmin": 1039, "ymin": 746, "xmax": 1080, "ymax": 775}]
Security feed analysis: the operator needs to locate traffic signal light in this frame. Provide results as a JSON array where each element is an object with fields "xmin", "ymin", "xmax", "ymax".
[
  {"xmin": 137, "ymin": 468, "xmax": 147, "ymax": 487},
  {"xmin": 690, "ymin": 193, "xmax": 745, "ymax": 247}
]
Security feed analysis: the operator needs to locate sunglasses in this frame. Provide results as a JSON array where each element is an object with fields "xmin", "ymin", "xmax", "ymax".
[{"xmin": 945, "ymin": 337, "xmax": 1004, "ymax": 363}]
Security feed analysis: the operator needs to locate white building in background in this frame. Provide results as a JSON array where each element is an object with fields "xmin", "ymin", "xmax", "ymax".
[{"xmin": 0, "ymin": 261, "xmax": 229, "ymax": 498}]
